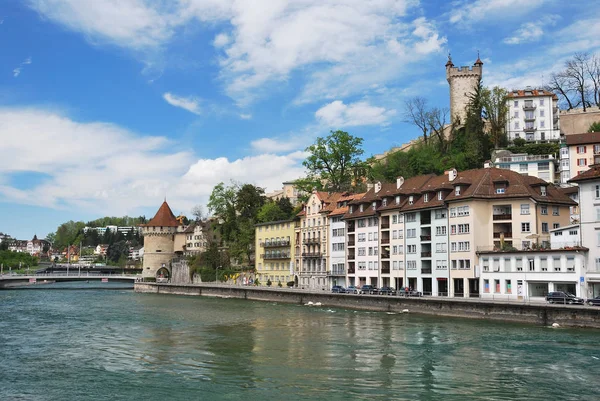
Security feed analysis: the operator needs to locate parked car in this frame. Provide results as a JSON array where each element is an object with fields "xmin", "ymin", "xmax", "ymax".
[
  {"xmin": 346, "ymin": 285, "xmax": 359, "ymax": 294},
  {"xmin": 379, "ymin": 286, "xmax": 395, "ymax": 295},
  {"xmin": 546, "ymin": 291, "xmax": 585, "ymax": 305},
  {"xmin": 397, "ymin": 288, "xmax": 422, "ymax": 297},
  {"xmin": 331, "ymin": 285, "xmax": 346, "ymax": 294},
  {"xmin": 359, "ymin": 285, "xmax": 377, "ymax": 295},
  {"xmin": 587, "ymin": 295, "xmax": 600, "ymax": 306}
]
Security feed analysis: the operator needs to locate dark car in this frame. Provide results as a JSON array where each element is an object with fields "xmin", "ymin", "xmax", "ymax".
[
  {"xmin": 346, "ymin": 285, "xmax": 359, "ymax": 294},
  {"xmin": 331, "ymin": 285, "xmax": 346, "ymax": 294},
  {"xmin": 359, "ymin": 285, "xmax": 377, "ymax": 295},
  {"xmin": 379, "ymin": 286, "xmax": 395, "ymax": 295},
  {"xmin": 546, "ymin": 291, "xmax": 584, "ymax": 305},
  {"xmin": 587, "ymin": 295, "xmax": 600, "ymax": 306}
]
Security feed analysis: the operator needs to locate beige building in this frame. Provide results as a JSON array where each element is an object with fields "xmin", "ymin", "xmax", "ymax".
[
  {"xmin": 446, "ymin": 54, "xmax": 483, "ymax": 124},
  {"xmin": 255, "ymin": 219, "xmax": 296, "ymax": 286},
  {"xmin": 140, "ymin": 201, "xmax": 185, "ymax": 279},
  {"xmin": 265, "ymin": 180, "xmax": 303, "ymax": 205}
]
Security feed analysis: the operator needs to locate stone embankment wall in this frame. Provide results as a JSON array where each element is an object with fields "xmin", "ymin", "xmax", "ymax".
[{"xmin": 134, "ymin": 284, "xmax": 600, "ymax": 329}]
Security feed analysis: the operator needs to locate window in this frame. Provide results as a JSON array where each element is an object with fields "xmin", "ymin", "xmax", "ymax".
[
  {"xmin": 436, "ymin": 226, "xmax": 447, "ymax": 236},
  {"xmin": 521, "ymin": 204, "xmax": 530, "ymax": 215},
  {"xmin": 368, "ymin": 247, "xmax": 373, "ymax": 256},
  {"xmin": 438, "ymin": 191, "xmax": 443, "ymax": 200},
  {"xmin": 553, "ymin": 223, "xmax": 560, "ymax": 229},
  {"xmin": 455, "ymin": 186, "xmax": 461, "ymax": 195},
  {"xmin": 368, "ymin": 232, "xmax": 373, "ymax": 241},
  {"xmin": 395, "ymin": 195, "xmax": 400, "ymax": 204},
  {"xmin": 392, "ymin": 230, "xmax": 398, "ymax": 240},
  {"xmin": 458, "ymin": 224, "xmax": 470, "ymax": 234},
  {"xmin": 596, "ymin": 185, "xmax": 600, "ymax": 198},
  {"xmin": 542, "ymin": 222, "xmax": 548, "ymax": 233},
  {"xmin": 435, "ymin": 209, "xmax": 447, "ymax": 219},
  {"xmin": 595, "ymin": 144, "xmax": 600, "ymax": 154},
  {"xmin": 451, "ymin": 242, "xmax": 457, "ymax": 252},
  {"xmin": 436, "ymin": 260, "xmax": 447, "ymax": 270},
  {"xmin": 540, "ymin": 109, "xmax": 545, "ymax": 117},
  {"xmin": 407, "ymin": 229, "xmax": 416, "ymax": 238},
  {"xmin": 372, "ymin": 201, "xmax": 377, "ymax": 210},
  {"xmin": 359, "ymin": 204, "xmax": 364, "ymax": 212},
  {"xmin": 392, "ymin": 246, "xmax": 398, "ymax": 255},
  {"xmin": 496, "ymin": 187, "xmax": 505, "ymax": 194},
  {"xmin": 406, "ymin": 213, "xmax": 416, "ymax": 222},
  {"xmin": 569, "ymin": 229, "xmax": 578, "ymax": 235},
  {"xmin": 368, "ymin": 261, "xmax": 373, "ymax": 270},
  {"xmin": 458, "ymin": 241, "xmax": 470, "ymax": 251},
  {"xmin": 540, "ymin": 120, "xmax": 545, "ymax": 128},
  {"xmin": 450, "ymin": 208, "xmax": 456, "ymax": 217},
  {"xmin": 514, "ymin": 100, "xmax": 518, "ymax": 107},
  {"xmin": 382, "ymin": 198, "xmax": 387, "ymax": 207},
  {"xmin": 436, "ymin": 243, "xmax": 447, "ymax": 253},
  {"xmin": 332, "ymin": 243, "xmax": 345, "ymax": 251},
  {"xmin": 577, "ymin": 158, "xmax": 587, "ymax": 166},
  {"xmin": 521, "ymin": 222, "xmax": 531, "ymax": 232},
  {"xmin": 407, "ymin": 245, "xmax": 417, "ymax": 254},
  {"xmin": 358, "ymin": 247, "xmax": 366, "ymax": 256},
  {"xmin": 358, "ymin": 233, "xmax": 366, "ymax": 242},
  {"xmin": 541, "ymin": 205, "xmax": 548, "ymax": 215},
  {"xmin": 520, "ymin": 163, "xmax": 528, "ymax": 172},
  {"xmin": 450, "ymin": 225, "xmax": 456, "ymax": 235},
  {"xmin": 528, "ymin": 259, "xmax": 535, "ymax": 271},
  {"xmin": 358, "ymin": 219, "xmax": 366, "ymax": 228},
  {"xmin": 457, "ymin": 206, "xmax": 470, "ymax": 216},
  {"xmin": 392, "ymin": 214, "xmax": 398, "ymax": 224},
  {"xmin": 424, "ymin": 193, "xmax": 429, "ymax": 203},
  {"xmin": 577, "ymin": 146, "xmax": 586, "ymax": 154},
  {"xmin": 407, "ymin": 261, "xmax": 417, "ymax": 269},
  {"xmin": 540, "ymin": 186, "xmax": 547, "ymax": 196},
  {"xmin": 408, "ymin": 196, "xmax": 414, "ymax": 205},
  {"xmin": 514, "ymin": 121, "xmax": 520, "ymax": 129}
]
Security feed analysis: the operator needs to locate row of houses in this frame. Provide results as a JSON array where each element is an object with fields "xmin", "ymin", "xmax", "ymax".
[{"xmin": 255, "ymin": 164, "xmax": 600, "ymax": 301}]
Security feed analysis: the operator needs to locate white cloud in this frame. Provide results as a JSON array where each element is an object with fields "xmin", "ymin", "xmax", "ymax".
[
  {"xmin": 0, "ymin": 107, "xmax": 305, "ymax": 216},
  {"xmin": 29, "ymin": 1, "xmax": 445, "ymax": 105},
  {"xmin": 12, "ymin": 57, "xmax": 32, "ymax": 77},
  {"xmin": 449, "ymin": 0, "xmax": 547, "ymax": 24},
  {"xmin": 163, "ymin": 92, "xmax": 202, "ymax": 115},
  {"xmin": 503, "ymin": 15, "xmax": 559, "ymax": 45},
  {"xmin": 239, "ymin": 113, "xmax": 252, "ymax": 120},
  {"xmin": 315, "ymin": 100, "xmax": 397, "ymax": 127}
]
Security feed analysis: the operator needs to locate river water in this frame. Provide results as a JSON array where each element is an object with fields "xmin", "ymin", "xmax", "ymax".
[{"xmin": 1, "ymin": 286, "xmax": 599, "ymax": 401}]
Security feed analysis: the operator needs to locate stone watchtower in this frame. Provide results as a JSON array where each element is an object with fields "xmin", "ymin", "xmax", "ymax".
[
  {"xmin": 446, "ymin": 53, "xmax": 483, "ymax": 125},
  {"xmin": 140, "ymin": 201, "xmax": 183, "ymax": 279}
]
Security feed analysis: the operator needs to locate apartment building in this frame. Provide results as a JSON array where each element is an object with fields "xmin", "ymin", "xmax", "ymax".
[
  {"xmin": 565, "ymin": 132, "xmax": 600, "ymax": 178},
  {"xmin": 569, "ymin": 165, "xmax": 600, "ymax": 297},
  {"xmin": 344, "ymin": 196, "xmax": 380, "ymax": 288},
  {"xmin": 323, "ymin": 193, "xmax": 364, "ymax": 288},
  {"xmin": 494, "ymin": 153, "xmax": 557, "ymax": 183},
  {"xmin": 295, "ymin": 191, "xmax": 341, "ymax": 290},
  {"xmin": 506, "ymin": 88, "xmax": 560, "ymax": 143},
  {"xmin": 255, "ymin": 219, "xmax": 295, "ymax": 286}
]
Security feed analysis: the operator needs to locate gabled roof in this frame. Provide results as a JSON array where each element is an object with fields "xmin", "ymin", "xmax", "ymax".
[
  {"xmin": 144, "ymin": 201, "xmax": 181, "ymax": 227},
  {"xmin": 569, "ymin": 164, "xmax": 600, "ymax": 183},
  {"xmin": 328, "ymin": 193, "xmax": 366, "ymax": 217},
  {"xmin": 565, "ymin": 132, "xmax": 600, "ymax": 146}
]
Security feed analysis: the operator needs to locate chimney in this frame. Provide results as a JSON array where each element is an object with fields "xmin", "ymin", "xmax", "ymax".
[
  {"xmin": 396, "ymin": 176, "xmax": 405, "ymax": 189},
  {"xmin": 445, "ymin": 168, "xmax": 458, "ymax": 181}
]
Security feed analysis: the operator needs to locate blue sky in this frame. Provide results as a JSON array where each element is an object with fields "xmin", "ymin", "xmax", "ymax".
[{"xmin": 1, "ymin": 0, "xmax": 599, "ymax": 240}]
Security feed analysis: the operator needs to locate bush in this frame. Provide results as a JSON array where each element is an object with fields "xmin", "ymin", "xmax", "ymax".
[
  {"xmin": 266, "ymin": 279, "xmax": 272, "ymax": 287},
  {"xmin": 143, "ymin": 277, "xmax": 156, "ymax": 282},
  {"xmin": 287, "ymin": 281, "xmax": 295, "ymax": 287},
  {"xmin": 254, "ymin": 278, "xmax": 260, "ymax": 286},
  {"xmin": 278, "ymin": 281, "xmax": 282, "ymax": 287}
]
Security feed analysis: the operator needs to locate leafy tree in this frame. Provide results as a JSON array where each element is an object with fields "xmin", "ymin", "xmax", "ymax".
[
  {"xmin": 303, "ymin": 130, "xmax": 367, "ymax": 192},
  {"xmin": 257, "ymin": 201, "xmax": 288, "ymax": 223},
  {"xmin": 107, "ymin": 240, "xmax": 129, "ymax": 263},
  {"xmin": 292, "ymin": 176, "xmax": 324, "ymax": 202},
  {"xmin": 235, "ymin": 184, "xmax": 266, "ymax": 220},
  {"xmin": 481, "ymin": 86, "xmax": 509, "ymax": 148},
  {"xmin": 589, "ymin": 121, "xmax": 600, "ymax": 133},
  {"xmin": 276, "ymin": 197, "xmax": 294, "ymax": 218},
  {"xmin": 0, "ymin": 241, "xmax": 8, "ymax": 251}
]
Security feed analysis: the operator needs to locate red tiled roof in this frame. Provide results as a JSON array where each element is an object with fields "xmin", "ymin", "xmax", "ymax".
[
  {"xmin": 328, "ymin": 193, "xmax": 366, "ymax": 217},
  {"xmin": 507, "ymin": 89, "xmax": 558, "ymax": 100},
  {"xmin": 569, "ymin": 164, "xmax": 600, "ymax": 183},
  {"xmin": 565, "ymin": 132, "xmax": 600, "ymax": 146},
  {"xmin": 144, "ymin": 201, "xmax": 181, "ymax": 227}
]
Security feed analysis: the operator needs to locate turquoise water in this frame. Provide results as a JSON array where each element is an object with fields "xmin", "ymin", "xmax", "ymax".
[{"xmin": 1, "ymin": 287, "xmax": 599, "ymax": 400}]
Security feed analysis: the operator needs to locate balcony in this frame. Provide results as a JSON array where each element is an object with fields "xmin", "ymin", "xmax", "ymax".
[
  {"xmin": 523, "ymin": 103, "xmax": 536, "ymax": 110},
  {"xmin": 347, "ymin": 240, "xmax": 355, "ymax": 246},
  {"xmin": 421, "ymin": 267, "xmax": 432, "ymax": 274},
  {"xmin": 421, "ymin": 251, "xmax": 432, "ymax": 258},
  {"xmin": 381, "ymin": 252, "xmax": 390, "ymax": 259},
  {"xmin": 301, "ymin": 252, "xmax": 322, "ymax": 258},
  {"xmin": 262, "ymin": 253, "xmax": 291, "ymax": 260},
  {"xmin": 348, "ymin": 267, "xmax": 355, "ymax": 274},
  {"xmin": 523, "ymin": 126, "xmax": 537, "ymax": 132},
  {"xmin": 524, "ymin": 116, "xmax": 536, "ymax": 122},
  {"xmin": 304, "ymin": 237, "xmax": 321, "ymax": 245},
  {"xmin": 347, "ymin": 224, "xmax": 355, "ymax": 233},
  {"xmin": 493, "ymin": 232, "xmax": 513, "ymax": 239},
  {"xmin": 420, "ymin": 235, "xmax": 431, "ymax": 241},
  {"xmin": 493, "ymin": 214, "xmax": 512, "ymax": 221},
  {"xmin": 381, "ymin": 223, "xmax": 390, "ymax": 229},
  {"xmin": 382, "ymin": 268, "xmax": 390, "ymax": 274},
  {"xmin": 262, "ymin": 240, "xmax": 290, "ymax": 248},
  {"xmin": 328, "ymin": 269, "xmax": 345, "ymax": 276},
  {"xmin": 381, "ymin": 238, "xmax": 390, "ymax": 244},
  {"xmin": 347, "ymin": 253, "xmax": 355, "ymax": 260}
]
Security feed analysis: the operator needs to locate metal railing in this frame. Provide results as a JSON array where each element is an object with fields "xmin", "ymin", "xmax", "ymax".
[{"xmin": 493, "ymin": 214, "xmax": 512, "ymax": 220}]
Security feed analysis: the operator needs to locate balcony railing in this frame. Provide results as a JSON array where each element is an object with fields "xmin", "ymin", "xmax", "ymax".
[
  {"xmin": 421, "ymin": 268, "xmax": 432, "ymax": 274},
  {"xmin": 523, "ymin": 103, "xmax": 536, "ymax": 110},
  {"xmin": 421, "ymin": 220, "xmax": 431, "ymax": 225},
  {"xmin": 523, "ymin": 126, "xmax": 537, "ymax": 132},
  {"xmin": 347, "ymin": 240, "xmax": 355, "ymax": 246},
  {"xmin": 262, "ymin": 240, "xmax": 290, "ymax": 248},
  {"xmin": 262, "ymin": 254, "xmax": 291, "ymax": 260},
  {"xmin": 347, "ymin": 225, "xmax": 355, "ymax": 233},
  {"xmin": 493, "ymin": 232, "xmax": 513, "ymax": 238},
  {"xmin": 301, "ymin": 252, "xmax": 322, "ymax": 258},
  {"xmin": 328, "ymin": 269, "xmax": 345, "ymax": 276},
  {"xmin": 493, "ymin": 214, "xmax": 512, "ymax": 220},
  {"xmin": 304, "ymin": 237, "xmax": 321, "ymax": 245},
  {"xmin": 381, "ymin": 223, "xmax": 390, "ymax": 229},
  {"xmin": 348, "ymin": 267, "xmax": 355, "ymax": 274},
  {"xmin": 381, "ymin": 268, "xmax": 390, "ymax": 274},
  {"xmin": 381, "ymin": 253, "xmax": 390, "ymax": 259},
  {"xmin": 347, "ymin": 253, "xmax": 355, "ymax": 260},
  {"xmin": 381, "ymin": 238, "xmax": 390, "ymax": 244},
  {"xmin": 477, "ymin": 242, "xmax": 583, "ymax": 253},
  {"xmin": 420, "ymin": 235, "xmax": 431, "ymax": 241},
  {"xmin": 421, "ymin": 251, "xmax": 432, "ymax": 258}
]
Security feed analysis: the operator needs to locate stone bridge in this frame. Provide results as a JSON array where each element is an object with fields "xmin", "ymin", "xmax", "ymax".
[{"xmin": 0, "ymin": 273, "xmax": 136, "ymax": 289}]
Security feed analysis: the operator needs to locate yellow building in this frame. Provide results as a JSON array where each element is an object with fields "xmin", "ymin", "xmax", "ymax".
[{"xmin": 255, "ymin": 219, "xmax": 296, "ymax": 286}]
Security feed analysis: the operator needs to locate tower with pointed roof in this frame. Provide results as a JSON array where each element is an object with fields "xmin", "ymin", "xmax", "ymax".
[
  {"xmin": 446, "ymin": 53, "xmax": 483, "ymax": 125},
  {"xmin": 140, "ymin": 200, "xmax": 184, "ymax": 279}
]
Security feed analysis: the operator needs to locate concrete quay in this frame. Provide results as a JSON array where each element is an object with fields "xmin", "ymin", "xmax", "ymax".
[{"xmin": 135, "ymin": 283, "xmax": 600, "ymax": 329}]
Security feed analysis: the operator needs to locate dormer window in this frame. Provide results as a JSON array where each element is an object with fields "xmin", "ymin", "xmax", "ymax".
[
  {"xmin": 372, "ymin": 201, "xmax": 376, "ymax": 210},
  {"xmin": 395, "ymin": 195, "xmax": 400, "ymax": 204},
  {"xmin": 382, "ymin": 198, "xmax": 388, "ymax": 207},
  {"xmin": 350, "ymin": 206, "xmax": 354, "ymax": 214},
  {"xmin": 438, "ymin": 191, "xmax": 443, "ymax": 200},
  {"xmin": 408, "ymin": 195, "xmax": 414, "ymax": 205},
  {"xmin": 541, "ymin": 186, "xmax": 547, "ymax": 196},
  {"xmin": 360, "ymin": 204, "xmax": 364, "ymax": 212},
  {"xmin": 455, "ymin": 186, "xmax": 461, "ymax": 196},
  {"xmin": 424, "ymin": 193, "xmax": 429, "ymax": 203}
]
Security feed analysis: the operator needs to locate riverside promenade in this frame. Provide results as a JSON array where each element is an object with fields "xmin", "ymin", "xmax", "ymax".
[{"xmin": 135, "ymin": 282, "xmax": 600, "ymax": 329}]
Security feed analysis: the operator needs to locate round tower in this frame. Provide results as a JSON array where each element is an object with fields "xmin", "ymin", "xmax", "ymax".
[
  {"xmin": 140, "ymin": 201, "xmax": 183, "ymax": 279},
  {"xmin": 446, "ymin": 53, "xmax": 483, "ymax": 125}
]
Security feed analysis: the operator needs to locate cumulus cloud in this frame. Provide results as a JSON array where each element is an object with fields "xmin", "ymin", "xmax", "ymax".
[
  {"xmin": 0, "ymin": 107, "xmax": 306, "ymax": 216},
  {"xmin": 29, "ymin": 1, "xmax": 445, "ymax": 105},
  {"xmin": 503, "ymin": 15, "xmax": 559, "ymax": 45},
  {"xmin": 163, "ymin": 92, "xmax": 202, "ymax": 115},
  {"xmin": 315, "ymin": 100, "xmax": 397, "ymax": 127}
]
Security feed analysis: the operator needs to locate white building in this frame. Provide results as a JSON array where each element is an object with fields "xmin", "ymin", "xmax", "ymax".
[
  {"xmin": 129, "ymin": 246, "xmax": 144, "ymax": 261},
  {"xmin": 569, "ymin": 166, "xmax": 600, "ymax": 297},
  {"xmin": 345, "ymin": 194, "xmax": 380, "ymax": 288},
  {"xmin": 506, "ymin": 88, "xmax": 560, "ymax": 143},
  {"xmin": 495, "ymin": 153, "xmax": 557, "ymax": 183}
]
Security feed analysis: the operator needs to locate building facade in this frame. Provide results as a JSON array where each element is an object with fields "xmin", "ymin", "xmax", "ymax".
[
  {"xmin": 565, "ymin": 132, "xmax": 600, "ymax": 178},
  {"xmin": 495, "ymin": 153, "xmax": 557, "ymax": 183},
  {"xmin": 506, "ymin": 88, "xmax": 560, "ymax": 143},
  {"xmin": 255, "ymin": 219, "xmax": 296, "ymax": 286}
]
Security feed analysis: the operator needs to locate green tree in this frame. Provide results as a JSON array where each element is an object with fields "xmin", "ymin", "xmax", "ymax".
[
  {"xmin": 276, "ymin": 197, "xmax": 294, "ymax": 218},
  {"xmin": 303, "ymin": 130, "xmax": 367, "ymax": 192},
  {"xmin": 257, "ymin": 201, "xmax": 287, "ymax": 223},
  {"xmin": 481, "ymin": 86, "xmax": 509, "ymax": 148},
  {"xmin": 107, "ymin": 240, "xmax": 129, "ymax": 264},
  {"xmin": 235, "ymin": 184, "xmax": 266, "ymax": 220},
  {"xmin": 589, "ymin": 121, "xmax": 600, "ymax": 132}
]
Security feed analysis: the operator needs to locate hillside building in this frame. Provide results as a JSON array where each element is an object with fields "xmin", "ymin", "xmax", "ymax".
[{"xmin": 506, "ymin": 88, "xmax": 560, "ymax": 143}]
